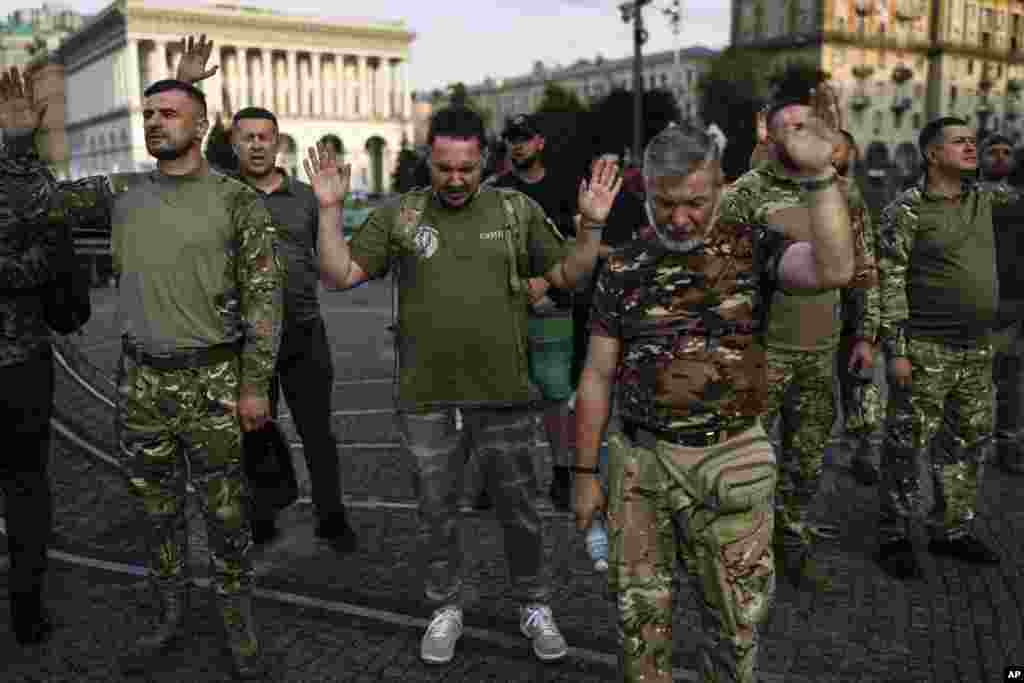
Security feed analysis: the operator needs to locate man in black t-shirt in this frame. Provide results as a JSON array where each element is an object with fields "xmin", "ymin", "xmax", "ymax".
[{"xmin": 489, "ymin": 114, "xmax": 578, "ymax": 510}]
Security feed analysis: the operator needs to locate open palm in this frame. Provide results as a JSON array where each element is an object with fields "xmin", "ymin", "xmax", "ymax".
[
  {"xmin": 578, "ymin": 157, "xmax": 623, "ymax": 225},
  {"xmin": 174, "ymin": 34, "xmax": 219, "ymax": 84},
  {"xmin": 304, "ymin": 142, "xmax": 351, "ymax": 209},
  {"xmin": 0, "ymin": 67, "xmax": 45, "ymax": 134}
]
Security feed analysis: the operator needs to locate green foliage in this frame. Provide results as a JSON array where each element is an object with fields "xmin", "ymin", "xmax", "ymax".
[
  {"xmin": 205, "ymin": 115, "xmax": 238, "ymax": 173},
  {"xmin": 536, "ymin": 82, "xmax": 588, "ymax": 115},
  {"xmin": 588, "ymin": 87, "xmax": 682, "ymax": 163}
]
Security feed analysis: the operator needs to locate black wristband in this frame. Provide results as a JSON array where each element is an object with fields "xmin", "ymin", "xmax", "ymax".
[{"xmin": 571, "ymin": 465, "xmax": 600, "ymax": 475}]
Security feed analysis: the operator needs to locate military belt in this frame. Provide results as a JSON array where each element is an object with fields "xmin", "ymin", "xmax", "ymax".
[
  {"xmin": 121, "ymin": 339, "xmax": 240, "ymax": 371},
  {"xmin": 622, "ymin": 417, "xmax": 757, "ymax": 449}
]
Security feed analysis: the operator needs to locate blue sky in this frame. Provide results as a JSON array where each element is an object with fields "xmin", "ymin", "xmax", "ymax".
[{"xmin": 4, "ymin": 1, "xmax": 731, "ymax": 92}]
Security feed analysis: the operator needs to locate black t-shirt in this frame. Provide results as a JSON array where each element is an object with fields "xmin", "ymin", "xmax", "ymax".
[{"xmin": 490, "ymin": 171, "xmax": 577, "ymax": 237}]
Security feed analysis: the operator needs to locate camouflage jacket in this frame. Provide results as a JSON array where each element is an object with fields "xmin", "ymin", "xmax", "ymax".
[
  {"xmin": 0, "ymin": 133, "xmax": 113, "ymax": 367},
  {"xmin": 590, "ymin": 221, "xmax": 791, "ymax": 433},
  {"xmin": 719, "ymin": 160, "xmax": 879, "ymax": 347},
  {"xmin": 876, "ymin": 175, "xmax": 1018, "ymax": 357}
]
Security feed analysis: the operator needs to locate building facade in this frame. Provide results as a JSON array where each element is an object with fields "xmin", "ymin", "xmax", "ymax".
[
  {"xmin": 58, "ymin": 0, "xmax": 415, "ymax": 192},
  {"xmin": 732, "ymin": 0, "xmax": 1024, "ymax": 173},
  {"xmin": 453, "ymin": 47, "xmax": 716, "ymax": 139}
]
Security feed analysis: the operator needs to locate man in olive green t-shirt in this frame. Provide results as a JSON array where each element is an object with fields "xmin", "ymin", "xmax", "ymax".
[
  {"xmin": 312, "ymin": 106, "xmax": 621, "ymax": 666},
  {"xmin": 719, "ymin": 86, "xmax": 879, "ymax": 592},
  {"xmin": 875, "ymin": 117, "xmax": 1015, "ymax": 580}
]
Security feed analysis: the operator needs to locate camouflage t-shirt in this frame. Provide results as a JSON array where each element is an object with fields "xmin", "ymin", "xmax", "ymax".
[{"xmin": 590, "ymin": 221, "xmax": 791, "ymax": 433}]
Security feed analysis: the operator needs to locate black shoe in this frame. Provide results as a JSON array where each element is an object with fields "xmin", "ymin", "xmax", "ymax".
[
  {"xmin": 548, "ymin": 474, "xmax": 571, "ymax": 512},
  {"xmin": 12, "ymin": 604, "xmax": 54, "ymax": 646},
  {"xmin": 316, "ymin": 512, "xmax": 358, "ymax": 554},
  {"xmin": 850, "ymin": 455, "xmax": 880, "ymax": 486},
  {"xmin": 250, "ymin": 519, "xmax": 280, "ymax": 546},
  {"xmin": 875, "ymin": 538, "xmax": 923, "ymax": 580},
  {"xmin": 472, "ymin": 489, "xmax": 493, "ymax": 511},
  {"xmin": 927, "ymin": 535, "xmax": 1000, "ymax": 564}
]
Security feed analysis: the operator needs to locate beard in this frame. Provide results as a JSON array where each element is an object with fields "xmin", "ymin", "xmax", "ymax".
[
  {"xmin": 512, "ymin": 152, "xmax": 540, "ymax": 171},
  {"xmin": 147, "ymin": 136, "xmax": 195, "ymax": 161},
  {"xmin": 644, "ymin": 200, "xmax": 705, "ymax": 253}
]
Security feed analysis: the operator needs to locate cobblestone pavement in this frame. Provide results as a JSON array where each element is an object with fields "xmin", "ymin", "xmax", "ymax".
[{"xmin": 1, "ymin": 283, "xmax": 1022, "ymax": 682}]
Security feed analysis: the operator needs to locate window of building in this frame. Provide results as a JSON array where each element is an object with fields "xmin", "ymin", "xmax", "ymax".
[
  {"xmin": 913, "ymin": 112, "xmax": 922, "ymax": 129},
  {"xmin": 873, "ymin": 110, "xmax": 883, "ymax": 133},
  {"xmin": 951, "ymin": 85, "xmax": 958, "ymax": 103},
  {"xmin": 968, "ymin": 59, "xmax": 974, "ymax": 75},
  {"xmin": 892, "ymin": 111, "xmax": 902, "ymax": 130},
  {"xmin": 660, "ymin": 73, "xmax": 668, "ymax": 87}
]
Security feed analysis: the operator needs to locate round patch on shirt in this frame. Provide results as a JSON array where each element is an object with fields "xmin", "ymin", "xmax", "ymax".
[{"xmin": 414, "ymin": 225, "xmax": 440, "ymax": 260}]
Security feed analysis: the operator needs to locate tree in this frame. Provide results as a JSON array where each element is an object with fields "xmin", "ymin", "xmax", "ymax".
[
  {"xmin": 440, "ymin": 81, "xmax": 494, "ymax": 131},
  {"xmin": 536, "ymin": 82, "xmax": 587, "ymax": 115},
  {"xmin": 205, "ymin": 115, "xmax": 237, "ymax": 173},
  {"xmin": 699, "ymin": 47, "xmax": 830, "ymax": 180},
  {"xmin": 588, "ymin": 87, "xmax": 682, "ymax": 164}
]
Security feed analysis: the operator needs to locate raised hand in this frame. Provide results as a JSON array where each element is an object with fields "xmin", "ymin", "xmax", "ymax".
[
  {"xmin": 578, "ymin": 157, "xmax": 623, "ymax": 226},
  {"xmin": 810, "ymin": 81, "xmax": 843, "ymax": 133},
  {"xmin": 0, "ymin": 66, "xmax": 46, "ymax": 135},
  {"xmin": 303, "ymin": 141, "xmax": 351, "ymax": 209},
  {"xmin": 174, "ymin": 34, "xmax": 218, "ymax": 84},
  {"xmin": 776, "ymin": 109, "xmax": 839, "ymax": 178}
]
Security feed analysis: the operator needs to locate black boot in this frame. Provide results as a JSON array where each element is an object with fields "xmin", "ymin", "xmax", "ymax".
[
  {"xmin": 850, "ymin": 440, "xmax": 880, "ymax": 486},
  {"xmin": 219, "ymin": 594, "xmax": 267, "ymax": 681},
  {"xmin": 927, "ymin": 534, "xmax": 1000, "ymax": 564},
  {"xmin": 548, "ymin": 466, "xmax": 571, "ymax": 512},
  {"xmin": 875, "ymin": 538, "xmax": 923, "ymax": 580},
  {"xmin": 315, "ymin": 508, "xmax": 358, "ymax": 554},
  {"xmin": 10, "ymin": 586, "xmax": 53, "ymax": 646},
  {"xmin": 250, "ymin": 518, "xmax": 280, "ymax": 546},
  {"xmin": 120, "ymin": 580, "xmax": 189, "ymax": 672}
]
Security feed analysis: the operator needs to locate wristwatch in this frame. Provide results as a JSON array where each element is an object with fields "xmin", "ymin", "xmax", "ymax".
[{"xmin": 571, "ymin": 465, "xmax": 600, "ymax": 475}]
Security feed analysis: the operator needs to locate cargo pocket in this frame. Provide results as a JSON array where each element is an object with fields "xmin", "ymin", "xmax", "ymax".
[
  {"xmin": 690, "ymin": 433, "xmax": 777, "ymax": 514},
  {"xmin": 604, "ymin": 431, "xmax": 632, "ymax": 594}
]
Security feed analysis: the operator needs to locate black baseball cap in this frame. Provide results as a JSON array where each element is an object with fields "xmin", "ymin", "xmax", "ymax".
[
  {"xmin": 503, "ymin": 114, "xmax": 541, "ymax": 141},
  {"xmin": 764, "ymin": 68, "xmax": 830, "ymax": 123}
]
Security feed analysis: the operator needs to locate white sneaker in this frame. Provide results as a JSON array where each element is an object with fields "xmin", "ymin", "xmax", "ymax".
[
  {"xmin": 420, "ymin": 605, "xmax": 463, "ymax": 664},
  {"xmin": 519, "ymin": 604, "xmax": 568, "ymax": 661}
]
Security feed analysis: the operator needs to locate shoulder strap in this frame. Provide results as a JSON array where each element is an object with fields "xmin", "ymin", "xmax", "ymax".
[{"xmin": 495, "ymin": 188, "xmax": 531, "ymax": 296}]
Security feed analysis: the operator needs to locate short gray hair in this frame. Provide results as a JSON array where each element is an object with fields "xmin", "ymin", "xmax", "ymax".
[{"xmin": 642, "ymin": 123, "xmax": 722, "ymax": 187}]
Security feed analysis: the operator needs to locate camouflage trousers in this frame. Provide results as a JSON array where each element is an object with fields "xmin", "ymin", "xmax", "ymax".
[
  {"xmin": 606, "ymin": 421, "xmax": 776, "ymax": 683},
  {"xmin": 835, "ymin": 334, "xmax": 884, "ymax": 441},
  {"xmin": 879, "ymin": 338, "xmax": 994, "ymax": 544},
  {"xmin": 765, "ymin": 347, "xmax": 835, "ymax": 548},
  {"xmin": 397, "ymin": 407, "xmax": 551, "ymax": 609},
  {"xmin": 993, "ymin": 322, "xmax": 1024, "ymax": 472},
  {"xmin": 116, "ymin": 353, "xmax": 255, "ymax": 640}
]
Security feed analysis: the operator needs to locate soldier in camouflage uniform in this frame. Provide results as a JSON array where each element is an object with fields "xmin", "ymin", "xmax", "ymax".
[
  {"xmin": 0, "ymin": 68, "xmax": 105, "ymax": 646},
  {"xmin": 980, "ymin": 135, "xmax": 1024, "ymax": 475},
  {"xmin": 574, "ymin": 119, "xmax": 854, "ymax": 681},
  {"xmin": 834, "ymin": 130, "xmax": 885, "ymax": 487},
  {"xmin": 720, "ymin": 84, "xmax": 879, "ymax": 590},
  {"xmin": 8, "ymin": 41, "xmax": 283, "ymax": 678},
  {"xmin": 314, "ymin": 106, "xmax": 619, "ymax": 666},
  {"xmin": 875, "ymin": 117, "xmax": 1012, "ymax": 580}
]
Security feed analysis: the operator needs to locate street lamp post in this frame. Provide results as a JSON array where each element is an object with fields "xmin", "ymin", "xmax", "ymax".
[
  {"xmin": 620, "ymin": 0, "xmax": 652, "ymax": 164},
  {"xmin": 663, "ymin": 0, "xmax": 683, "ymax": 121}
]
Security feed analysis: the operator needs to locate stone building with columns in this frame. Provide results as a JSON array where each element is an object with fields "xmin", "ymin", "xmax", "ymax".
[{"xmin": 57, "ymin": 0, "xmax": 415, "ymax": 192}]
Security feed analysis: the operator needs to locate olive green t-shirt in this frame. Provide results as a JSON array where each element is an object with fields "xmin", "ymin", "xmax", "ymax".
[
  {"xmin": 111, "ymin": 167, "xmax": 283, "ymax": 393},
  {"xmin": 349, "ymin": 186, "xmax": 567, "ymax": 411}
]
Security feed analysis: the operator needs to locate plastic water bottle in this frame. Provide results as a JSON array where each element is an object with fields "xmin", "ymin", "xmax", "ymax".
[{"xmin": 586, "ymin": 516, "xmax": 609, "ymax": 571}]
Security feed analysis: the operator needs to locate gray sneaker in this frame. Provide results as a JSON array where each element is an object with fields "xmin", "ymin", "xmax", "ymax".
[
  {"xmin": 519, "ymin": 604, "xmax": 568, "ymax": 661},
  {"xmin": 420, "ymin": 605, "xmax": 463, "ymax": 664}
]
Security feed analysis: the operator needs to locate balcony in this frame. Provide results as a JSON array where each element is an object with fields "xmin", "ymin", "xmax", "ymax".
[
  {"xmin": 850, "ymin": 93, "xmax": 871, "ymax": 110},
  {"xmin": 893, "ymin": 0, "xmax": 925, "ymax": 22},
  {"xmin": 891, "ymin": 65, "xmax": 913, "ymax": 84},
  {"xmin": 854, "ymin": 0, "xmax": 877, "ymax": 16},
  {"xmin": 852, "ymin": 65, "xmax": 875, "ymax": 80}
]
